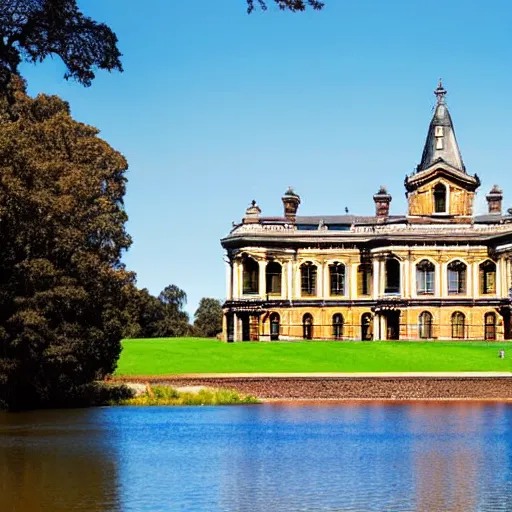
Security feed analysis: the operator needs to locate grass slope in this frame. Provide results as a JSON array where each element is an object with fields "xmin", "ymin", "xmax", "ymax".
[{"xmin": 115, "ymin": 338, "xmax": 512, "ymax": 376}]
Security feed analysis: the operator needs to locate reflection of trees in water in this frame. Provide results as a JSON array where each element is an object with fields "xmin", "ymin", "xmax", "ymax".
[{"xmin": 0, "ymin": 409, "xmax": 121, "ymax": 512}]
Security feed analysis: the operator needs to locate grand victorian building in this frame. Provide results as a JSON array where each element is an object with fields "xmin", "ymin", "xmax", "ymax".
[{"xmin": 221, "ymin": 82, "xmax": 512, "ymax": 341}]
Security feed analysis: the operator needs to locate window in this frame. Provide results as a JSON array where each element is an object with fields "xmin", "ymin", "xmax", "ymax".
[
  {"xmin": 242, "ymin": 257, "xmax": 259, "ymax": 294},
  {"xmin": 484, "ymin": 312, "xmax": 496, "ymax": 341},
  {"xmin": 447, "ymin": 261, "xmax": 467, "ymax": 295},
  {"xmin": 300, "ymin": 262, "xmax": 317, "ymax": 296},
  {"xmin": 416, "ymin": 260, "xmax": 435, "ymax": 294},
  {"xmin": 266, "ymin": 261, "xmax": 282, "ymax": 295},
  {"xmin": 479, "ymin": 260, "xmax": 496, "ymax": 295},
  {"xmin": 434, "ymin": 183, "xmax": 447, "ymax": 213},
  {"xmin": 385, "ymin": 259, "xmax": 400, "ymax": 294},
  {"xmin": 329, "ymin": 263, "xmax": 346, "ymax": 296},
  {"xmin": 332, "ymin": 313, "xmax": 344, "ymax": 340},
  {"xmin": 357, "ymin": 264, "xmax": 372, "ymax": 296},
  {"xmin": 451, "ymin": 312, "xmax": 465, "ymax": 339},
  {"xmin": 303, "ymin": 313, "xmax": 313, "ymax": 340},
  {"xmin": 419, "ymin": 311, "xmax": 433, "ymax": 339},
  {"xmin": 270, "ymin": 313, "xmax": 280, "ymax": 341}
]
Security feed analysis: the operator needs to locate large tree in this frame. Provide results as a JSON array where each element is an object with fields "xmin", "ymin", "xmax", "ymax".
[
  {"xmin": 0, "ymin": 78, "xmax": 132, "ymax": 409},
  {"xmin": 194, "ymin": 298, "xmax": 223, "ymax": 338},
  {"xmin": 0, "ymin": 0, "xmax": 123, "ymax": 94}
]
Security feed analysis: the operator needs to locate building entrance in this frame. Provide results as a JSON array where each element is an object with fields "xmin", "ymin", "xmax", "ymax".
[{"xmin": 384, "ymin": 311, "xmax": 400, "ymax": 340}]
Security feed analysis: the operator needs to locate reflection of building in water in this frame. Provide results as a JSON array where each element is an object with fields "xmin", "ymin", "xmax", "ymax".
[{"xmin": 221, "ymin": 82, "xmax": 512, "ymax": 341}]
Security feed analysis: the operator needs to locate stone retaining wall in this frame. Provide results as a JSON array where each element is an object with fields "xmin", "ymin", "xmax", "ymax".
[{"xmin": 115, "ymin": 376, "xmax": 512, "ymax": 400}]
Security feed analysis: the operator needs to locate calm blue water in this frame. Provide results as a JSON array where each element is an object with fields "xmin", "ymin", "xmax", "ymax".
[{"xmin": 0, "ymin": 403, "xmax": 511, "ymax": 511}]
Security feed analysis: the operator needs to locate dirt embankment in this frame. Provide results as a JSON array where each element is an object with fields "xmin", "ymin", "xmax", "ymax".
[{"xmin": 113, "ymin": 376, "xmax": 512, "ymax": 401}]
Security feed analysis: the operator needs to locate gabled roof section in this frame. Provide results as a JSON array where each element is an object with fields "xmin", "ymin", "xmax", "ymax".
[{"xmin": 417, "ymin": 80, "xmax": 465, "ymax": 173}]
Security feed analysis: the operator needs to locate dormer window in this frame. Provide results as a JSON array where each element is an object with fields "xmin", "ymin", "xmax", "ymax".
[
  {"xmin": 433, "ymin": 183, "xmax": 447, "ymax": 213},
  {"xmin": 435, "ymin": 126, "xmax": 444, "ymax": 137}
]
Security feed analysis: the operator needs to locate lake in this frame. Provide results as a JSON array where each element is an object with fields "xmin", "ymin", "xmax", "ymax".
[{"xmin": 1, "ymin": 402, "xmax": 511, "ymax": 511}]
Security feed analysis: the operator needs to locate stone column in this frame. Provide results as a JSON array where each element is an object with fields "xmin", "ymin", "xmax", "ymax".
[
  {"xmin": 232, "ymin": 261, "xmax": 240, "ymax": 299},
  {"xmin": 434, "ymin": 263, "xmax": 441, "ymax": 298},
  {"xmin": 373, "ymin": 314, "xmax": 379, "ymax": 340},
  {"xmin": 372, "ymin": 259, "xmax": 379, "ymax": 299},
  {"xmin": 402, "ymin": 259, "xmax": 410, "ymax": 298},
  {"xmin": 233, "ymin": 312, "xmax": 238, "ymax": 341},
  {"xmin": 440, "ymin": 262, "xmax": 446, "ymax": 298},
  {"xmin": 496, "ymin": 257, "xmax": 503, "ymax": 297},
  {"xmin": 287, "ymin": 261, "xmax": 293, "ymax": 299},
  {"xmin": 351, "ymin": 263, "xmax": 358, "ymax": 299},
  {"xmin": 258, "ymin": 260, "xmax": 266, "ymax": 298},
  {"xmin": 380, "ymin": 315, "xmax": 386, "ymax": 341},
  {"xmin": 472, "ymin": 262, "xmax": 479, "ymax": 298},
  {"xmin": 506, "ymin": 258, "xmax": 512, "ymax": 297},
  {"xmin": 317, "ymin": 262, "xmax": 323, "ymax": 298},
  {"xmin": 379, "ymin": 259, "xmax": 386, "ymax": 297},
  {"xmin": 225, "ymin": 260, "xmax": 232, "ymax": 301},
  {"xmin": 467, "ymin": 261, "xmax": 473, "ymax": 297},
  {"xmin": 295, "ymin": 262, "xmax": 302, "ymax": 298},
  {"xmin": 324, "ymin": 264, "xmax": 330, "ymax": 298}
]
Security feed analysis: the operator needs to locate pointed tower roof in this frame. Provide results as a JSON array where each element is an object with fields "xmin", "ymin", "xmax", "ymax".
[{"xmin": 417, "ymin": 80, "xmax": 465, "ymax": 173}]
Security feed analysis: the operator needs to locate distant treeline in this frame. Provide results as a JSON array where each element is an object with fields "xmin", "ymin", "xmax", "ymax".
[{"xmin": 123, "ymin": 284, "xmax": 223, "ymax": 339}]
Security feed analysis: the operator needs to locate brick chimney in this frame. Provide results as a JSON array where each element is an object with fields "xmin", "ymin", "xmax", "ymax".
[
  {"xmin": 282, "ymin": 187, "xmax": 301, "ymax": 221},
  {"xmin": 373, "ymin": 186, "xmax": 392, "ymax": 218},
  {"xmin": 486, "ymin": 185, "xmax": 503, "ymax": 215}
]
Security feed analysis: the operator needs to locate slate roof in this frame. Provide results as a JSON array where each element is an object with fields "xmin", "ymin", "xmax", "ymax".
[{"xmin": 417, "ymin": 81, "xmax": 465, "ymax": 173}]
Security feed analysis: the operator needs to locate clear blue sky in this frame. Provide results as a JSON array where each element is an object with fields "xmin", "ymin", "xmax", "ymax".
[{"xmin": 20, "ymin": 0, "xmax": 512, "ymax": 316}]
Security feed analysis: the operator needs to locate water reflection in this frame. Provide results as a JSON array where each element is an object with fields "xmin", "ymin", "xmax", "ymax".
[
  {"xmin": 0, "ymin": 403, "xmax": 511, "ymax": 511},
  {"xmin": 0, "ymin": 409, "xmax": 121, "ymax": 512}
]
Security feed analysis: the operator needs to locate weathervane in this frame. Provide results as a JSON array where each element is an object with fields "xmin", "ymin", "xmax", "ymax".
[{"xmin": 434, "ymin": 78, "xmax": 447, "ymax": 104}]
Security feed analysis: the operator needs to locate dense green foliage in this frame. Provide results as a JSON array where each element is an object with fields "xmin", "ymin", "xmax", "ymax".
[
  {"xmin": 116, "ymin": 338, "xmax": 512, "ymax": 376},
  {"xmin": 0, "ymin": 0, "xmax": 122, "ymax": 94},
  {"xmin": 122, "ymin": 284, "xmax": 192, "ymax": 339},
  {"xmin": 194, "ymin": 298, "xmax": 223, "ymax": 338},
  {"xmin": 0, "ymin": 79, "xmax": 132, "ymax": 409},
  {"xmin": 120, "ymin": 384, "xmax": 258, "ymax": 406}
]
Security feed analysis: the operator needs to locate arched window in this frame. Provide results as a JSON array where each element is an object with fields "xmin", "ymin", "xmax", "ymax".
[
  {"xmin": 447, "ymin": 260, "xmax": 467, "ymax": 295},
  {"xmin": 357, "ymin": 264, "xmax": 372, "ymax": 296},
  {"xmin": 270, "ymin": 313, "xmax": 280, "ymax": 341},
  {"xmin": 451, "ymin": 312, "xmax": 465, "ymax": 339},
  {"xmin": 329, "ymin": 263, "xmax": 346, "ymax": 296},
  {"xmin": 242, "ymin": 257, "xmax": 259, "ymax": 295},
  {"xmin": 301, "ymin": 262, "xmax": 317, "ymax": 296},
  {"xmin": 484, "ymin": 312, "xmax": 496, "ymax": 341},
  {"xmin": 479, "ymin": 260, "xmax": 496, "ymax": 295},
  {"xmin": 416, "ymin": 260, "xmax": 435, "ymax": 295},
  {"xmin": 332, "ymin": 313, "xmax": 344, "ymax": 340},
  {"xmin": 266, "ymin": 261, "xmax": 282, "ymax": 296},
  {"xmin": 385, "ymin": 259, "xmax": 400, "ymax": 294},
  {"xmin": 434, "ymin": 183, "xmax": 447, "ymax": 213},
  {"xmin": 361, "ymin": 313, "xmax": 373, "ymax": 341},
  {"xmin": 303, "ymin": 313, "xmax": 313, "ymax": 340},
  {"xmin": 419, "ymin": 311, "xmax": 433, "ymax": 339}
]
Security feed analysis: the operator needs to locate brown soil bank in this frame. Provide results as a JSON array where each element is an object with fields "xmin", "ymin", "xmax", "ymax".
[{"xmin": 113, "ymin": 375, "xmax": 512, "ymax": 401}]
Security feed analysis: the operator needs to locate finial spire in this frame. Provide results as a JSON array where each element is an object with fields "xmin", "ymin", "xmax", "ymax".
[{"xmin": 434, "ymin": 78, "xmax": 447, "ymax": 104}]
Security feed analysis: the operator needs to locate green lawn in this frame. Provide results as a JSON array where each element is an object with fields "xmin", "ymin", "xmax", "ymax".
[{"xmin": 115, "ymin": 338, "xmax": 512, "ymax": 376}]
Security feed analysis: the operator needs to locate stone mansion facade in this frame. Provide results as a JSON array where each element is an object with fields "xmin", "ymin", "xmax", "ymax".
[{"xmin": 220, "ymin": 82, "xmax": 512, "ymax": 341}]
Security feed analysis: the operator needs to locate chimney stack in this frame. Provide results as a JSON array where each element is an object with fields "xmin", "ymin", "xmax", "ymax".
[
  {"xmin": 243, "ymin": 200, "xmax": 261, "ymax": 224},
  {"xmin": 486, "ymin": 185, "xmax": 503, "ymax": 215},
  {"xmin": 373, "ymin": 186, "xmax": 392, "ymax": 218},
  {"xmin": 282, "ymin": 187, "xmax": 301, "ymax": 221}
]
